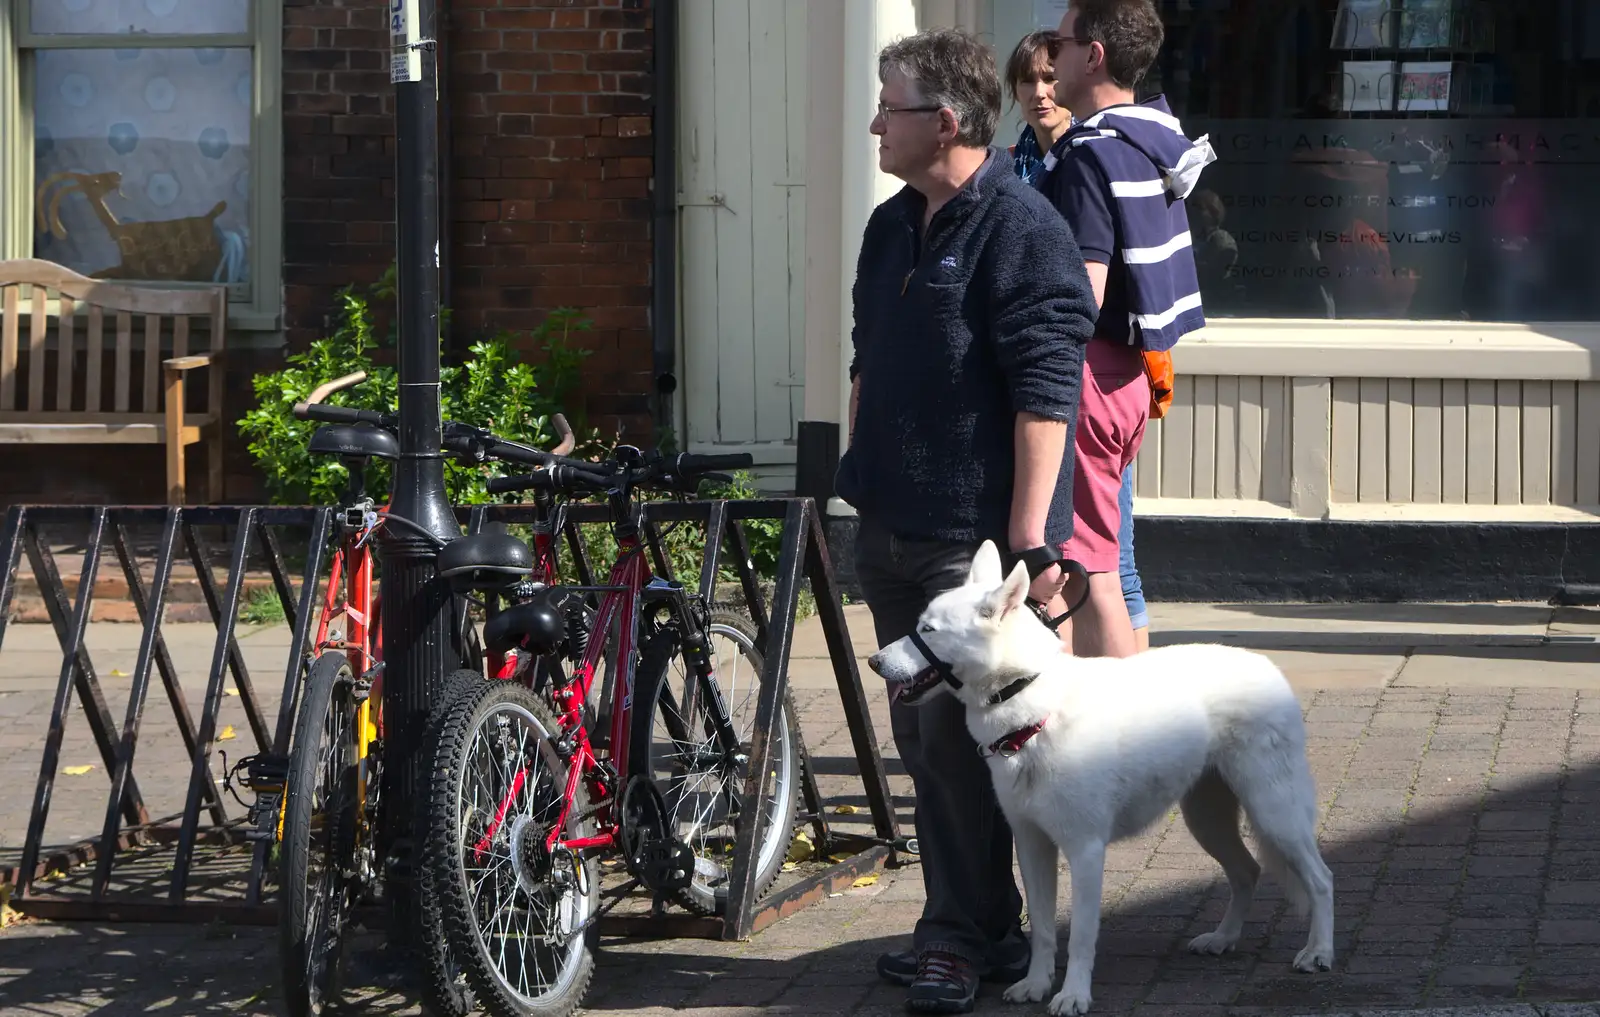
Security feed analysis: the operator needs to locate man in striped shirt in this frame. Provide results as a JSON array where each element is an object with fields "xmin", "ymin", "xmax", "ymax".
[{"xmin": 1039, "ymin": 0, "xmax": 1215, "ymax": 657}]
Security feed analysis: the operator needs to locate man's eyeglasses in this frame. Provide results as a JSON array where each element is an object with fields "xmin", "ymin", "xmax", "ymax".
[
  {"xmin": 1046, "ymin": 36, "xmax": 1095, "ymax": 58},
  {"xmin": 876, "ymin": 101, "xmax": 941, "ymax": 119}
]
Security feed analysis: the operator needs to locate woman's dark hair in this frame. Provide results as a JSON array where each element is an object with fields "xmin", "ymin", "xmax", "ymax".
[{"xmin": 1004, "ymin": 30, "xmax": 1060, "ymax": 104}]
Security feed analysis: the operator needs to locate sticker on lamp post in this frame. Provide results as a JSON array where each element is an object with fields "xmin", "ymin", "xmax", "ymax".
[{"xmin": 390, "ymin": 0, "xmax": 422, "ymax": 84}]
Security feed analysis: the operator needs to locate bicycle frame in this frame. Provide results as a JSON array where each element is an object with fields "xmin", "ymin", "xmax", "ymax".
[{"xmin": 470, "ymin": 489, "xmax": 744, "ymax": 868}]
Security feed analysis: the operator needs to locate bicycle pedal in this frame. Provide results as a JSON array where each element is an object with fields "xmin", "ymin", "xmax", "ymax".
[{"xmin": 636, "ymin": 838, "xmax": 695, "ymax": 893}]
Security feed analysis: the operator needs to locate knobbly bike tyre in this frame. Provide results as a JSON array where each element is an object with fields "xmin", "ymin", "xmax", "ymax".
[
  {"xmin": 629, "ymin": 609, "xmax": 803, "ymax": 916},
  {"xmin": 279, "ymin": 650, "xmax": 359, "ymax": 1017},
  {"xmin": 427, "ymin": 679, "xmax": 600, "ymax": 1017},
  {"xmin": 412, "ymin": 667, "xmax": 490, "ymax": 1017}
]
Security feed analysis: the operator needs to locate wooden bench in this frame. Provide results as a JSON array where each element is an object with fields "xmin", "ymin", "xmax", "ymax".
[{"xmin": 0, "ymin": 258, "xmax": 227, "ymax": 505}]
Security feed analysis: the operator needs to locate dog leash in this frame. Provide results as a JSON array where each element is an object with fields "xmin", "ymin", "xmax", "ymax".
[{"xmin": 1016, "ymin": 550, "xmax": 1092, "ymax": 633}]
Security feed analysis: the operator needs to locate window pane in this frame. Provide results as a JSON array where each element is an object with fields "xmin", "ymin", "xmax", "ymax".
[
  {"xmin": 29, "ymin": 0, "xmax": 249, "ymax": 37},
  {"xmin": 1152, "ymin": 1, "xmax": 1600, "ymax": 322},
  {"xmin": 32, "ymin": 48, "xmax": 252, "ymax": 286}
]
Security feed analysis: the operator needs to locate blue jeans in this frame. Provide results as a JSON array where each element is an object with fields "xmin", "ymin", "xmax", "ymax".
[{"xmin": 1118, "ymin": 468, "xmax": 1148, "ymax": 629}]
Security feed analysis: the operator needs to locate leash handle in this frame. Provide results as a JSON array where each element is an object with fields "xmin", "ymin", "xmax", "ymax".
[{"xmin": 1026, "ymin": 558, "xmax": 1091, "ymax": 632}]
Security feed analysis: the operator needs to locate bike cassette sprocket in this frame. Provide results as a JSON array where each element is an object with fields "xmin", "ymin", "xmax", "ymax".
[{"xmin": 618, "ymin": 774, "xmax": 694, "ymax": 893}]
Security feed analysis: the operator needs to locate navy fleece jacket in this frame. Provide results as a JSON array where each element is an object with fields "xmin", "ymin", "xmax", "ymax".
[{"xmin": 834, "ymin": 150, "xmax": 1097, "ymax": 546}]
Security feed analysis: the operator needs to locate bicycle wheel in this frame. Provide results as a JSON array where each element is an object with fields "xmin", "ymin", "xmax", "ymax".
[
  {"xmin": 427, "ymin": 679, "xmax": 600, "ymax": 1017},
  {"xmin": 412, "ymin": 667, "xmax": 488, "ymax": 1017},
  {"xmin": 629, "ymin": 609, "xmax": 802, "ymax": 916},
  {"xmin": 279, "ymin": 651, "xmax": 360, "ymax": 1017}
]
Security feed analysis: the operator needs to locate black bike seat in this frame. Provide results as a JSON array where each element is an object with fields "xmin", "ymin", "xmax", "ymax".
[
  {"xmin": 436, "ymin": 531, "xmax": 534, "ymax": 589},
  {"xmin": 483, "ymin": 589, "xmax": 568, "ymax": 656},
  {"xmin": 307, "ymin": 424, "xmax": 399, "ymax": 462}
]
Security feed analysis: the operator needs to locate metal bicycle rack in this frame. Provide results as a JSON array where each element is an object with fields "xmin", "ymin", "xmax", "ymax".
[{"xmin": 0, "ymin": 496, "xmax": 903, "ymax": 942}]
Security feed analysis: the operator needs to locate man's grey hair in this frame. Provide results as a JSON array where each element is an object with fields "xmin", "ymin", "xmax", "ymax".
[{"xmin": 878, "ymin": 28, "xmax": 1002, "ymax": 149}]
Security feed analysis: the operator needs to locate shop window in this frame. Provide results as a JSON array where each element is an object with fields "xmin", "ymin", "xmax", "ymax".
[
  {"xmin": 0, "ymin": 0, "xmax": 280, "ymax": 320},
  {"xmin": 1150, "ymin": 0, "xmax": 1600, "ymax": 322}
]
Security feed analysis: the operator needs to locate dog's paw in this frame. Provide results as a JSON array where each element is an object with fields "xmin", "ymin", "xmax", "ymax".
[
  {"xmin": 1047, "ymin": 985, "xmax": 1093, "ymax": 1016},
  {"xmin": 1292, "ymin": 943, "xmax": 1334, "ymax": 973},
  {"xmin": 1187, "ymin": 930, "xmax": 1238, "ymax": 956},
  {"xmin": 1002, "ymin": 974, "xmax": 1052, "ymax": 1004}
]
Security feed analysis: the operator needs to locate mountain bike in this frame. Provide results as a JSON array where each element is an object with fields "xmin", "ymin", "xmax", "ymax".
[
  {"xmin": 424, "ymin": 444, "xmax": 803, "ymax": 1017},
  {"xmin": 251, "ymin": 372, "xmax": 579, "ymax": 1017}
]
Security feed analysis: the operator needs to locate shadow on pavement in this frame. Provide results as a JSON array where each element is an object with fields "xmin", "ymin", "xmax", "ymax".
[{"xmin": 2, "ymin": 746, "xmax": 1594, "ymax": 1016}]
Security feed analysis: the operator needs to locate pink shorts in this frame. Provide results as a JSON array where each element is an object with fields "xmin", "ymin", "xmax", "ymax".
[{"xmin": 1063, "ymin": 340, "xmax": 1150, "ymax": 573}]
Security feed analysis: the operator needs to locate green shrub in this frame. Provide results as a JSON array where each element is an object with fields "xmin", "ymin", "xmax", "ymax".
[{"xmin": 238, "ymin": 277, "xmax": 603, "ymax": 506}]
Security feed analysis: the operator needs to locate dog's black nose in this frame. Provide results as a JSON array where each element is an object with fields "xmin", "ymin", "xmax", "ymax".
[{"xmin": 866, "ymin": 653, "xmax": 883, "ymax": 676}]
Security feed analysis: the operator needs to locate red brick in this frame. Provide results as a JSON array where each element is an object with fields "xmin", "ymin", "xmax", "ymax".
[
  {"xmin": 456, "ymin": 201, "xmax": 503, "ymax": 222},
  {"xmin": 612, "ymin": 157, "xmax": 652, "ymax": 178},
  {"xmin": 540, "ymin": 30, "xmax": 604, "ymax": 51},
  {"xmin": 616, "ymin": 116, "xmax": 652, "ymax": 137},
  {"xmin": 483, "ymin": 9, "xmax": 552, "ymax": 30},
  {"xmin": 538, "ymin": 72, "xmax": 604, "ymax": 92}
]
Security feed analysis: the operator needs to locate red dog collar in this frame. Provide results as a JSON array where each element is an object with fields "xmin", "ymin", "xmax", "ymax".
[{"xmin": 980, "ymin": 720, "xmax": 1046, "ymax": 758}]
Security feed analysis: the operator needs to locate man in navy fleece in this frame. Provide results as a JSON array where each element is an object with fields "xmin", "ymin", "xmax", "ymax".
[{"xmin": 833, "ymin": 26, "xmax": 1098, "ymax": 1015}]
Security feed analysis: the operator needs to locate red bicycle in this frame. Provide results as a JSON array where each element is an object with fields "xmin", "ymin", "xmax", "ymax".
[
  {"xmin": 247, "ymin": 371, "xmax": 579, "ymax": 1017},
  {"xmin": 423, "ymin": 444, "xmax": 804, "ymax": 1017}
]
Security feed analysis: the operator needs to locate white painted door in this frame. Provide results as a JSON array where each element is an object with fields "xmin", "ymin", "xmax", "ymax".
[{"xmin": 677, "ymin": 0, "xmax": 807, "ymax": 459}]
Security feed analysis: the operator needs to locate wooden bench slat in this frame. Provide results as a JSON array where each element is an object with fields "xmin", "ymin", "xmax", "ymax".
[
  {"xmin": 86, "ymin": 304, "xmax": 104, "ymax": 413},
  {"xmin": 114, "ymin": 311, "xmax": 131, "ymax": 413},
  {"xmin": 0, "ymin": 420, "xmax": 206, "ymax": 445},
  {"xmin": 56, "ymin": 295, "xmax": 75, "ymax": 411},
  {"xmin": 142, "ymin": 313, "xmax": 160, "ymax": 413},
  {"xmin": 1, "ymin": 287, "xmax": 16, "ymax": 411},
  {"xmin": 0, "ymin": 411, "xmax": 217, "ymax": 424},
  {"xmin": 28, "ymin": 287, "xmax": 46, "ymax": 412}
]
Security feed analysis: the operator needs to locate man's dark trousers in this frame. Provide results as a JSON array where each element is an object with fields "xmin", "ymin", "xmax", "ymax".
[{"xmin": 854, "ymin": 515, "xmax": 1028, "ymax": 968}]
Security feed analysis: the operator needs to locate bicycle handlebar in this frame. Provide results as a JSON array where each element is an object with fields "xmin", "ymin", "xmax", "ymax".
[
  {"xmin": 293, "ymin": 402, "xmax": 389, "ymax": 427},
  {"xmin": 294, "ymin": 373, "xmax": 578, "ymax": 466},
  {"xmin": 669, "ymin": 452, "xmax": 753, "ymax": 475},
  {"xmin": 304, "ymin": 370, "xmax": 368, "ymax": 406},
  {"xmin": 485, "ymin": 462, "xmax": 613, "ymax": 496}
]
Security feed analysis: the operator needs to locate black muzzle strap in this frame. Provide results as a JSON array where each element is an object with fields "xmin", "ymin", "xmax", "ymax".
[{"xmin": 907, "ymin": 629, "xmax": 961, "ymax": 691}]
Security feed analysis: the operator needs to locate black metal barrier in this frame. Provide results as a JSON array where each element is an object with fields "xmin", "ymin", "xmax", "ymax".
[{"xmin": 0, "ymin": 498, "xmax": 902, "ymax": 942}]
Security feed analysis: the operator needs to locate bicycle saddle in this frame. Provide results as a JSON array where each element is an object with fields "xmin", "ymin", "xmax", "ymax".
[
  {"xmin": 435, "ymin": 531, "xmax": 535, "ymax": 591},
  {"xmin": 308, "ymin": 423, "xmax": 400, "ymax": 461},
  {"xmin": 483, "ymin": 589, "xmax": 568, "ymax": 656}
]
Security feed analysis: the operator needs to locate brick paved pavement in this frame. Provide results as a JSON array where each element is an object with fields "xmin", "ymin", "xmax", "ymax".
[{"xmin": 3, "ymin": 603, "xmax": 1600, "ymax": 1016}]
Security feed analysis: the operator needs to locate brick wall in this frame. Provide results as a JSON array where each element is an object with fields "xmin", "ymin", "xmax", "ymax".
[{"xmin": 282, "ymin": 0, "xmax": 657, "ymax": 441}]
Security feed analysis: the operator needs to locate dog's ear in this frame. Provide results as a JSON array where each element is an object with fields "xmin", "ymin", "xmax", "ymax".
[
  {"xmin": 968, "ymin": 540, "xmax": 1003, "ymax": 588},
  {"xmin": 993, "ymin": 559, "xmax": 1031, "ymax": 619}
]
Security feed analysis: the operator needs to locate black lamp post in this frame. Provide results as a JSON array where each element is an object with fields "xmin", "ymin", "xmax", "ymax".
[{"xmin": 380, "ymin": 0, "xmax": 459, "ymax": 941}]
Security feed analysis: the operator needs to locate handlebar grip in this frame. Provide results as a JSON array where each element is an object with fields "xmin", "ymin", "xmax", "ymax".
[
  {"xmin": 673, "ymin": 452, "xmax": 753, "ymax": 474},
  {"xmin": 486, "ymin": 472, "xmax": 546, "ymax": 495},
  {"xmin": 304, "ymin": 371, "xmax": 368, "ymax": 405},
  {"xmin": 292, "ymin": 402, "xmax": 385, "ymax": 426},
  {"xmin": 549, "ymin": 413, "xmax": 576, "ymax": 457},
  {"xmin": 486, "ymin": 462, "xmax": 613, "ymax": 496}
]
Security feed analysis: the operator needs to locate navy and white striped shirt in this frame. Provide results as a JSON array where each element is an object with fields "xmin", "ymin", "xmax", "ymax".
[{"xmin": 1040, "ymin": 95, "xmax": 1217, "ymax": 353}]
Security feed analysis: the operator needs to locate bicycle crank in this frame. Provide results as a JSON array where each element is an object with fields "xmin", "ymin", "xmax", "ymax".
[{"xmin": 618, "ymin": 775, "xmax": 694, "ymax": 893}]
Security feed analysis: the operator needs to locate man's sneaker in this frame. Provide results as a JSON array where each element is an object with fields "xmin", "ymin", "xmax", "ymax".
[
  {"xmin": 876, "ymin": 949, "xmax": 1030, "ymax": 988},
  {"xmin": 906, "ymin": 950, "xmax": 980, "ymax": 1013}
]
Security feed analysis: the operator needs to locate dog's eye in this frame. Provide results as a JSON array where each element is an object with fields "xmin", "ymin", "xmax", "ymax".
[{"xmin": 918, "ymin": 623, "xmax": 934, "ymax": 634}]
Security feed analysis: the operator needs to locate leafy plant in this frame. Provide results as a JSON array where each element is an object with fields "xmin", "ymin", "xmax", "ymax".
[
  {"xmin": 238, "ymin": 274, "xmax": 603, "ymax": 506},
  {"xmin": 238, "ymin": 585, "xmax": 286, "ymax": 626}
]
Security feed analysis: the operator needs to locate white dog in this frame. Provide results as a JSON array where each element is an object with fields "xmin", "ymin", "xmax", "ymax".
[{"xmin": 867, "ymin": 541, "xmax": 1334, "ymax": 1016}]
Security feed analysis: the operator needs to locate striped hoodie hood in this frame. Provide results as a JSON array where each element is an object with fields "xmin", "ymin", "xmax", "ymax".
[{"xmin": 1045, "ymin": 94, "xmax": 1217, "ymax": 352}]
